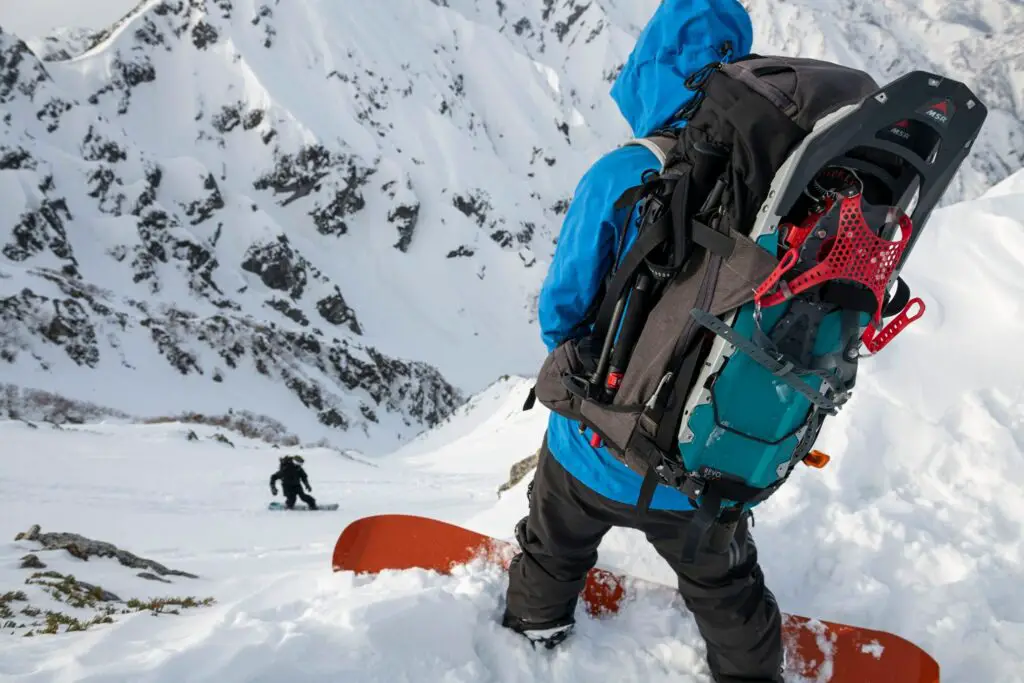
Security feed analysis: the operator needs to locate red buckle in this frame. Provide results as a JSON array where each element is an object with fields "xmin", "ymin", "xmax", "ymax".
[
  {"xmin": 753, "ymin": 248, "xmax": 800, "ymax": 302},
  {"xmin": 782, "ymin": 200, "xmax": 832, "ymax": 250},
  {"xmin": 861, "ymin": 297, "xmax": 926, "ymax": 353}
]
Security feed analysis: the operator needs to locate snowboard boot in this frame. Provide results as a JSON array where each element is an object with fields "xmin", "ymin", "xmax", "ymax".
[
  {"xmin": 501, "ymin": 549, "xmax": 575, "ymax": 650},
  {"xmin": 710, "ymin": 648, "xmax": 786, "ymax": 683},
  {"xmin": 500, "ymin": 610, "xmax": 574, "ymax": 650},
  {"xmin": 711, "ymin": 673, "xmax": 785, "ymax": 683}
]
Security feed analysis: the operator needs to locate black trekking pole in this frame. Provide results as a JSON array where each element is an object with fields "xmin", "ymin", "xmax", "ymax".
[
  {"xmin": 582, "ymin": 185, "xmax": 671, "ymax": 447},
  {"xmin": 583, "ymin": 270, "xmax": 654, "ymax": 449},
  {"xmin": 578, "ymin": 287, "xmax": 629, "ymax": 442},
  {"xmin": 602, "ymin": 271, "xmax": 654, "ymax": 400}
]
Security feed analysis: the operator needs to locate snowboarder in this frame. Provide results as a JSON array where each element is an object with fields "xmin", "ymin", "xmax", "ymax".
[
  {"xmin": 502, "ymin": 1, "xmax": 785, "ymax": 681},
  {"xmin": 502, "ymin": 0, "xmax": 987, "ymax": 674},
  {"xmin": 270, "ymin": 455, "xmax": 317, "ymax": 510}
]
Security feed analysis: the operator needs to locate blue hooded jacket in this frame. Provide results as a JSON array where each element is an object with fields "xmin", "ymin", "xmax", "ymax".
[{"xmin": 538, "ymin": 0, "xmax": 754, "ymax": 510}]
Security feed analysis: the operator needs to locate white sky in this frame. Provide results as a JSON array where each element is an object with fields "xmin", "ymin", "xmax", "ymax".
[{"xmin": 0, "ymin": 0, "xmax": 141, "ymax": 39}]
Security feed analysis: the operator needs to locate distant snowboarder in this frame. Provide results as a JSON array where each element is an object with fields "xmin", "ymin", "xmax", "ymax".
[{"xmin": 270, "ymin": 455, "xmax": 317, "ymax": 510}]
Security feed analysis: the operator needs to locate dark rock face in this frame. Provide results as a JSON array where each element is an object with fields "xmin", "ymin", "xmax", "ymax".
[
  {"xmin": 496, "ymin": 449, "xmax": 539, "ymax": 497},
  {"xmin": 20, "ymin": 553, "xmax": 46, "ymax": 569},
  {"xmin": 0, "ymin": 23, "xmax": 463, "ymax": 443},
  {"xmin": 253, "ymin": 145, "xmax": 376, "ymax": 237},
  {"xmin": 316, "ymin": 288, "xmax": 362, "ymax": 334},
  {"xmin": 1, "ymin": 287, "xmax": 101, "ymax": 369},
  {"xmin": 2, "ymin": 268, "xmax": 460, "ymax": 437},
  {"xmin": 15, "ymin": 524, "xmax": 199, "ymax": 578},
  {"xmin": 241, "ymin": 236, "xmax": 312, "ymax": 300}
]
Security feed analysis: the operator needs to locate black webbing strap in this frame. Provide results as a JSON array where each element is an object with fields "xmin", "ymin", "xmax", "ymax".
[
  {"xmin": 681, "ymin": 489, "xmax": 723, "ymax": 563},
  {"xmin": 614, "ymin": 181, "xmax": 653, "ymax": 211},
  {"xmin": 821, "ymin": 277, "xmax": 910, "ymax": 319},
  {"xmin": 637, "ymin": 467, "xmax": 662, "ymax": 520},
  {"xmin": 886, "ymin": 277, "xmax": 911, "ymax": 315},
  {"xmin": 643, "ymin": 340, "xmax": 705, "ymax": 441},
  {"xmin": 590, "ymin": 180, "xmax": 683, "ymax": 343},
  {"xmin": 638, "ymin": 246, "xmax": 725, "ymax": 459},
  {"xmin": 632, "ymin": 417, "xmax": 788, "ymax": 561},
  {"xmin": 522, "ymin": 386, "xmax": 536, "ymax": 411},
  {"xmin": 666, "ymin": 169, "xmax": 735, "ymax": 267},
  {"xmin": 632, "ymin": 326, "xmax": 708, "ymax": 523},
  {"xmin": 693, "ymin": 220, "xmax": 735, "ymax": 259},
  {"xmin": 713, "ymin": 473, "xmax": 781, "ymax": 505},
  {"xmin": 679, "ymin": 474, "xmax": 785, "ymax": 562},
  {"xmin": 629, "ymin": 425, "xmax": 675, "ymax": 517}
]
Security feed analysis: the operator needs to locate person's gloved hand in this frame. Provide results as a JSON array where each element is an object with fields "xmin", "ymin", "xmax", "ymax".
[
  {"xmin": 270, "ymin": 485, "xmax": 278, "ymax": 496},
  {"xmin": 305, "ymin": 484, "xmax": 313, "ymax": 492}
]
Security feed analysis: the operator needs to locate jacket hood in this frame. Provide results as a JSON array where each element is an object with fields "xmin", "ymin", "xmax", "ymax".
[{"xmin": 610, "ymin": 0, "xmax": 754, "ymax": 138}]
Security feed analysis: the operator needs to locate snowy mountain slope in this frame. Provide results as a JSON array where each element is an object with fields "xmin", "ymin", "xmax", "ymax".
[
  {"xmin": 3, "ymin": 173, "xmax": 1024, "ymax": 681},
  {"xmin": 436, "ymin": 0, "xmax": 1024, "ymax": 201},
  {"xmin": 0, "ymin": 0, "xmax": 575, "ymax": 452},
  {"xmin": 2, "ymin": 0, "xmax": 1022, "ymax": 454},
  {"xmin": 743, "ymin": 0, "xmax": 1024, "ymax": 197},
  {"xmin": 0, "ymin": 1, "xmax": 140, "ymax": 43}
]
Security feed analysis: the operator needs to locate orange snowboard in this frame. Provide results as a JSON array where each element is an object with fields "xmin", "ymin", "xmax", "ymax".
[{"xmin": 332, "ymin": 513, "xmax": 939, "ymax": 683}]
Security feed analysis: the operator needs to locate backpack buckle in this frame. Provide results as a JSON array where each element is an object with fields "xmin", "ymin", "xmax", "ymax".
[
  {"xmin": 562, "ymin": 375, "xmax": 601, "ymax": 401},
  {"xmin": 655, "ymin": 459, "xmax": 706, "ymax": 499},
  {"xmin": 679, "ymin": 475, "xmax": 706, "ymax": 500}
]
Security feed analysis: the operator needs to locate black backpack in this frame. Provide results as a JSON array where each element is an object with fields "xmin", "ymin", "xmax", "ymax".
[{"xmin": 527, "ymin": 55, "xmax": 988, "ymax": 558}]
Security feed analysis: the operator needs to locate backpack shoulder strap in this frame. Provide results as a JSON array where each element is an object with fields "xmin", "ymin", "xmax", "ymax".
[
  {"xmin": 620, "ymin": 135, "xmax": 678, "ymax": 171},
  {"xmin": 611, "ymin": 134, "xmax": 681, "ymax": 210}
]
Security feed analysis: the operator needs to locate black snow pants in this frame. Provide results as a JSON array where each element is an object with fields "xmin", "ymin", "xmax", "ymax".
[
  {"xmin": 504, "ymin": 438, "xmax": 784, "ymax": 683},
  {"xmin": 283, "ymin": 485, "xmax": 316, "ymax": 510}
]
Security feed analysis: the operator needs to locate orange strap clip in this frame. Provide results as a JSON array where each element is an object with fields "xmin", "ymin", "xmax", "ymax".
[{"xmin": 802, "ymin": 450, "xmax": 831, "ymax": 469}]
